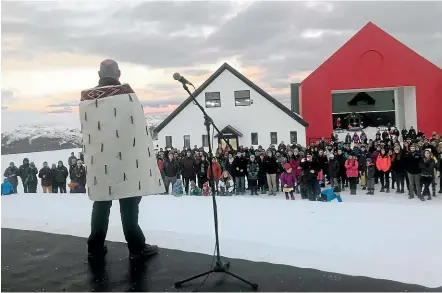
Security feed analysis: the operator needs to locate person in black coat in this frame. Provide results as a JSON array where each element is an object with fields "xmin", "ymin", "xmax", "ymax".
[
  {"xmin": 70, "ymin": 161, "xmax": 86, "ymax": 193},
  {"xmin": 390, "ymin": 146, "xmax": 406, "ymax": 194},
  {"xmin": 404, "ymin": 145, "xmax": 422, "ymax": 199},
  {"xmin": 38, "ymin": 162, "xmax": 53, "ymax": 193},
  {"xmin": 26, "ymin": 162, "xmax": 38, "ymax": 193},
  {"xmin": 163, "ymin": 153, "xmax": 180, "ymax": 194},
  {"xmin": 196, "ymin": 155, "xmax": 210, "ymax": 189},
  {"xmin": 358, "ymin": 146, "xmax": 368, "ymax": 190},
  {"xmin": 257, "ymin": 154, "xmax": 267, "ymax": 194},
  {"xmin": 54, "ymin": 161, "xmax": 68, "ymax": 193},
  {"xmin": 327, "ymin": 154, "xmax": 340, "ymax": 188},
  {"xmin": 300, "ymin": 153, "xmax": 320, "ymax": 201},
  {"xmin": 4, "ymin": 162, "xmax": 18, "ymax": 193},
  {"xmin": 180, "ymin": 151, "xmax": 196, "ymax": 194},
  {"xmin": 419, "ymin": 149, "xmax": 435, "ymax": 201},
  {"xmin": 335, "ymin": 149, "xmax": 347, "ymax": 191},
  {"xmin": 17, "ymin": 158, "xmax": 31, "ymax": 193},
  {"xmin": 316, "ymin": 150, "xmax": 328, "ymax": 187},
  {"xmin": 232, "ymin": 152, "xmax": 248, "ymax": 195},
  {"xmin": 262, "ymin": 151, "xmax": 279, "ymax": 196}
]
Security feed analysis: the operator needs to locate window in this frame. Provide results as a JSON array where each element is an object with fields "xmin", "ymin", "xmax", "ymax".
[
  {"xmin": 251, "ymin": 132, "xmax": 258, "ymax": 145},
  {"xmin": 205, "ymin": 92, "xmax": 221, "ymax": 108},
  {"xmin": 290, "ymin": 131, "xmax": 298, "ymax": 144},
  {"xmin": 234, "ymin": 90, "xmax": 251, "ymax": 106},
  {"xmin": 202, "ymin": 135, "xmax": 209, "ymax": 147},
  {"xmin": 183, "ymin": 135, "xmax": 190, "ymax": 149},
  {"xmin": 270, "ymin": 132, "xmax": 277, "ymax": 145},
  {"xmin": 165, "ymin": 136, "xmax": 172, "ymax": 148}
]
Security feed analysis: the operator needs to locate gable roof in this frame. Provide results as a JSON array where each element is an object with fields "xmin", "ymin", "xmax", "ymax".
[
  {"xmin": 155, "ymin": 62, "xmax": 309, "ymax": 133},
  {"xmin": 301, "ymin": 22, "xmax": 442, "ymax": 85},
  {"xmin": 214, "ymin": 125, "xmax": 243, "ymax": 138},
  {"xmin": 347, "ymin": 92, "xmax": 376, "ymax": 106}
]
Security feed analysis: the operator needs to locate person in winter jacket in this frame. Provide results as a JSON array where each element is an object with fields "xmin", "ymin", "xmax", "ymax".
[
  {"xmin": 1, "ymin": 178, "xmax": 14, "ymax": 195},
  {"xmin": 404, "ymin": 145, "xmax": 422, "ymax": 199},
  {"xmin": 319, "ymin": 186, "xmax": 343, "ymax": 202},
  {"xmin": 51, "ymin": 164, "xmax": 58, "ymax": 193},
  {"xmin": 232, "ymin": 152, "xmax": 247, "ymax": 195},
  {"xmin": 172, "ymin": 179, "xmax": 184, "ymax": 196},
  {"xmin": 345, "ymin": 154, "xmax": 359, "ymax": 195},
  {"xmin": 275, "ymin": 152, "xmax": 287, "ymax": 192},
  {"xmin": 17, "ymin": 158, "xmax": 32, "ymax": 193},
  {"xmin": 26, "ymin": 162, "xmax": 38, "ymax": 193},
  {"xmin": 163, "ymin": 153, "xmax": 180, "ymax": 194},
  {"xmin": 300, "ymin": 153, "xmax": 320, "ymax": 201},
  {"xmin": 316, "ymin": 150, "xmax": 328, "ymax": 187},
  {"xmin": 376, "ymin": 149, "xmax": 391, "ymax": 193},
  {"xmin": 70, "ymin": 160, "xmax": 86, "ymax": 193},
  {"xmin": 207, "ymin": 157, "xmax": 222, "ymax": 194},
  {"xmin": 180, "ymin": 151, "xmax": 196, "ymax": 194},
  {"xmin": 358, "ymin": 145, "xmax": 368, "ymax": 190},
  {"xmin": 68, "ymin": 152, "xmax": 77, "ymax": 167},
  {"xmin": 327, "ymin": 154, "xmax": 339, "ymax": 188},
  {"xmin": 280, "ymin": 163, "xmax": 296, "ymax": 200},
  {"xmin": 189, "ymin": 180, "xmax": 201, "ymax": 196},
  {"xmin": 202, "ymin": 181, "xmax": 212, "ymax": 196},
  {"xmin": 38, "ymin": 161, "xmax": 53, "ymax": 193},
  {"xmin": 420, "ymin": 149, "xmax": 435, "ymax": 201},
  {"xmin": 366, "ymin": 158, "xmax": 376, "ymax": 195},
  {"xmin": 247, "ymin": 155, "xmax": 260, "ymax": 195},
  {"xmin": 263, "ymin": 151, "xmax": 279, "ymax": 196},
  {"xmin": 335, "ymin": 149, "xmax": 347, "ymax": 191},
  {"xmin": 53, "ymin": 161, "xmax": 68, "ymax": 193},
  {"xmin": 391, "ymin": 146, "xmax": 406, "ymax": 194},
  {"xmin": 257, "ymin": 154, "xmax": 267, "ymax": 194},
  {"xmin": 219, "ymin": 170, "xmax": 234, "ymax": 196},
  {"xmin": 4, "ymin": 162, "xmax": 18, "ymax": 193},
  {"xmin": 196, "ymin": 155, "xmax": 210, "ymax": 189}
]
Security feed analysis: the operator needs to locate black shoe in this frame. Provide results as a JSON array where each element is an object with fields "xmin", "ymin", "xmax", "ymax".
[
  {"xmin": 427, "ymin": 196, "xmax": 432, "ymax": 201},
  {"xmin": 88, "ymin": 245, "xmax": 108, "ymax": 260},
  {"xmin": 396, "ymin": 190, "xmax": 401, "ymax": 194},
  {"xmin": 420, "ymin": 196, "xmax": 425, "ymax": 201},
  {"xmin": 129, "ymin": 244, "xmax": 159, "ymax": 260},
  {"xmin": 408, "ymin": 195, "xmax": 414, "ymax": 199},
  {"xmin": 438, "ymin": 190, "xmax": 442, "ymax": 194},
  {"xmin": 386, "ymin": 188, "xmax": 390, "ymax": 193},
  {"xmin": 380, "ymin": 188, "xmax": 385, "ymax": 192},
  {"xmin": 362, "ymin": 186, "xmax": 366, "ymax": 190}
]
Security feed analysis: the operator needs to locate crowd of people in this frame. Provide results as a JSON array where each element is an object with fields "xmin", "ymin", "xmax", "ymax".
[
  {"xmin": 2, "ymin": 152, "xmax": 86, "ymax": 195},
  {"xmin": 157, "ymin": 126, "xmax": 441, "ymax": 201},
  {"xmin": 3, "ymin": 126, "xmax": 441, "ymax": 202}
]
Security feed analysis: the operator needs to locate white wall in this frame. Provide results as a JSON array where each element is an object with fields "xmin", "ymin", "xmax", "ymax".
[
  {"xmin": 403, "ymin": 86, "xmax": 417, "ymax": 129},
  {"xmin": 394, "ymin": 88, "xmax": 406, "ymax": 131},
  {"xmin": 157, "ymin": 70, "xmax": 306, "ymax": 151}
]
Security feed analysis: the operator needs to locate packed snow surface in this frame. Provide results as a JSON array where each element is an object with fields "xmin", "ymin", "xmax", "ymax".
[{"xmin": 2, "ymin": 149, "xmax": 442, "ymax": 288}]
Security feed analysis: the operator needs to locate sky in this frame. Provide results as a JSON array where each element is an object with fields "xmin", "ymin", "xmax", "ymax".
[{"xmin": 1, "ymin": 1, "xmax": 442, "ymax": 118}]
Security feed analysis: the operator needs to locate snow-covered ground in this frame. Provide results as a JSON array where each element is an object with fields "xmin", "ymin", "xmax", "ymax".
[{"xmin": 1, "ymin": 149, "xmax": 442, "ymax": 288}]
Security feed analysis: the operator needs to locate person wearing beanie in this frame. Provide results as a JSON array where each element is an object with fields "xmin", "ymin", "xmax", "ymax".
[
  {"xmin": 404, "ymin": 144, "xmax": 422, "ymax": 199},
  {"xmin": 328, "ymin": 154, "xmax": 339, "ymax": 188},
  {"xmin": 280, "ymin": 163, "xmax": 296, "ymax": 200},
  {"xmin": 246, "ymin": 155, "xmax": 260, "ymax": 195},
  {"xmin": 358, "ymin": 145, "xmax": 368, "ymax": 190},
  {"xmin": 376, "ymin": 148, "xmax": 392, "ymax": 193},
  {"xmin": 319, "ymin": 185, "xmax": 343, "ymax": 202}
]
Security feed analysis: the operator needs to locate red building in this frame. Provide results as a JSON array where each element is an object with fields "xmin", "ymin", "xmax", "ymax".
[{"xmin": 298, "ymin": 22, "xmax": 442, "ymax": 142}]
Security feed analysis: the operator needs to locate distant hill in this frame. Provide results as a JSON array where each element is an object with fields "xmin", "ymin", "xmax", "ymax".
[{"xmin": 1, "ymin": 111, "xmax": 166, "ymax": 155}]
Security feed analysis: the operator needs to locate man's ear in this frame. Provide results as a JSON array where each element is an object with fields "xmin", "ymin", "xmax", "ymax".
[{"xmin": 117, "ymin": 70, "xmax": 121, "ymax": 78}]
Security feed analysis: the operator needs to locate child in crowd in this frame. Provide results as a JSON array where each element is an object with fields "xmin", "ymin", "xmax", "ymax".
[
  {"xmin": 219, "ymin": 170, "xmax": 234, "ymax": 196},
  {"xmin": 202, "ymin": 181, "xmax": 212, "ymax": 196},
  {"xmin": 319, "ymin": 186, "xmax": 343, "ymax": 202},
  {"xmin": 1, "ymin": 178, "xmax": 14, "ymax": 195},
  {"xmin": 328, "ymin": 154, "xmax": 339, "ymax": 188},
  {"xmin": 366, "ymin": 158, "xmax": 376, "ymax": 195},
  {"xmin": 189, "ymin": 181, "xmax": 201, "ymax": 196},
  {"xmin": 172, "ymin": 179, "xmax": 183, "ymax": 196},
  {"xmin": 345, "ymin": 154, "xmax": 359, "ymax": 195},
  {"xmin": 280, "ymin": 163, "xmax": 297, "ymax": 200}
]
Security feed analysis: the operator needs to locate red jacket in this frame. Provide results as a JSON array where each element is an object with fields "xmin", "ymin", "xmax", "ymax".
[
  {"xmin": 207, "ymin": 162, "xmax": 222, "ymax": 180},
  {"xmin": 344, "ymin": 159, "xmax": 359, "ymax": 178}
]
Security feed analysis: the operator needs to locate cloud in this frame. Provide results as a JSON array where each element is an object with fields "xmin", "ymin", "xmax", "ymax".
[
  {"xmin": 1, "ymin": 89, "xmax": 15, "ymax": 103},
  {"xmin": 46, "ymin": 101, "xmax": 79, "ymax": 108},
  {"xmin": 46, "ymin": 106, "xmax": 73, "ymax": 114},
  {"xmin": 140, "ymin": 97, "xmax": 185, "ymax": 108},
  {"xmin": 2, "ymin": 106, "xmax": 9, "ymax": 110},
  {"xmin": 2, "ymin": 1, "xmax": 442, "ymax": 110}
]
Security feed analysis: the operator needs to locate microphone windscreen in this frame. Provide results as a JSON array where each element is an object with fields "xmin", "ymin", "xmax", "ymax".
[{"xmin": 173, "ymin": 72, "xmax": 181, "ymax": 81}]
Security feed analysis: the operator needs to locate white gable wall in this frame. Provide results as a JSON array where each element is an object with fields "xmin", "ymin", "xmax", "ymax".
[{"xmin": 156, "ymin": 70, "xmax": 306, "ymax": 151}]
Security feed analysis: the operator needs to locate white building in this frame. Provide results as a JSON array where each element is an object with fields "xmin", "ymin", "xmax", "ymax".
[{"xmin": 154, "ymin": 63, "xmax": 308, "ymax": 152}]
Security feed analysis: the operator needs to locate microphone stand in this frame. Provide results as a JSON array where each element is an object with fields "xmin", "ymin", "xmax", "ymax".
[{"xmin": 174, "ymin": 84, "xmax": 258, "ymax": 290}]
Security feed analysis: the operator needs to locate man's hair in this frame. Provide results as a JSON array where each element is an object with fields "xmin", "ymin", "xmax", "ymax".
[{"xmin": 98, "ymin": 59, "xmax": 120, "ymax": 79}]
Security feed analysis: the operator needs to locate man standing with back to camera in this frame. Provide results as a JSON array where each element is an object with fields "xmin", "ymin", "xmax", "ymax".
[{"xmin": 85, "ymin": 59, "xmax": 160, "ymax": 261}]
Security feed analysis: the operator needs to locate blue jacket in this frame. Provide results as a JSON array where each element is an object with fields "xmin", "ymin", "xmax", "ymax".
[
  {"xmin": 1, "ymin": 179, "xmax": 14, "ymax": 195},
  {"xmin": 321, "ymin": 187, "xmax": 343, "ymax": 202}
]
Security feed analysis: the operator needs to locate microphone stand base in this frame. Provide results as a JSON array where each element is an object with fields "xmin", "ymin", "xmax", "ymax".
[{"xmin": 174, "ymin": 261, "xmax": 259, "ymax": 290}]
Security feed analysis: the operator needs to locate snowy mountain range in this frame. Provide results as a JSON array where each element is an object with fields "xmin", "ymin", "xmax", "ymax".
[{"xmin": 1, "ymin": 111, "xmax": 167, "ymax": 154}]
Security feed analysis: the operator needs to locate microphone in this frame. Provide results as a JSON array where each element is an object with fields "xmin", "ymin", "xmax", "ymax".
[{"xmin": 173, "ymin": 72, "xmax": 194, "ymax": 87}]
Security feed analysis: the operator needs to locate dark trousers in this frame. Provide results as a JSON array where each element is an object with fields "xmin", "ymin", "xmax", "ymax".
[
  {"xmin": 248, "ymin": 179, "xmax": 258, "ymax": 193},
  {"xmin": 305, "ymin": 181, "xmax": 317, "ymax": 201},
  {"xmin": 349, "ymin": 177, "xmax": 358, "ymax": 192},
  {"xmin": 27, "ymin": 182, "xmax": 37, "ymax": 193},
  {"xmin": 394, "ymin": 172, "xmax": 405, "ymax": 191},
  {"xmin": 198, "ymin": 176, "xmax": 208, "ymax": 189},
  {"xmin": 52, "ymin": 182, "xmax": 67, "ymax": 193},
  {"xmin": 421, "ymin": 176, "xmax": 433, "ymax": 196},
  {"xmin": 379, "ymin": 170, "xmax": 390, "ymax": 189},
  {"xmin": 258, "ymin": 174, "xmax": 267, "ymax": 191},
  {"xmin": 22, "ymin": 181, "xmax": 28, "ymax": 193},
  {"xmin": 183, "ymin": 176, "xmax": 195, "ymax": 194},
  {"xmin": 276, "ymin": 173, "xmax": 281, "ymax": 191},
  {"xmin": 87, "ymin": 196, "xmax": 145, "ymax": 254}
]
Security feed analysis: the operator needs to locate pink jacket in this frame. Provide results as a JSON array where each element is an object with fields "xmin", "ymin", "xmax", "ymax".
[{"xmin": 344, "ymin": 159, "xmax": 359, "ymax": 178}]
